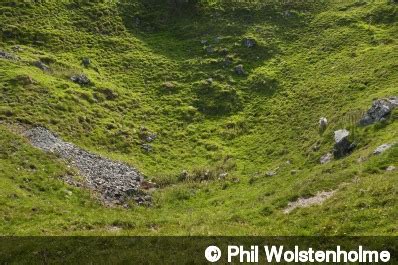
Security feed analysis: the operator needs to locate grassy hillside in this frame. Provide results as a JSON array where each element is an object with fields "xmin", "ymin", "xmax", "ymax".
[{"xmin": 0, "ymin": 0, "xmax": 397, "ymax": 235}]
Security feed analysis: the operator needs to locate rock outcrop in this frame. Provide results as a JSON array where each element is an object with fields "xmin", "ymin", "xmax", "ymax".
[
  {"xmin": 359, "ymin": 97, "xmax": 398, "ymax": 126},
  {"xmin": 333, "ymin": 129, "xmax": 355, "ymax": 158}
]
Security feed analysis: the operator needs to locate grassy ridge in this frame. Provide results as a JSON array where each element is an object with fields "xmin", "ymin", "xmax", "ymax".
[{"xmin": 0, "ymin": 0, "xmax": 397, "ymax": 235}]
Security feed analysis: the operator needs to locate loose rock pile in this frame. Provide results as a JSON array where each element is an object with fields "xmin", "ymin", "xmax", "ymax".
[
  {"xmin": 0, "ymin": 50, "xmax": 18, "ymax": 60},
  {"xmin": 24, "ymin": 127, "xmax": 150, "ymax": 206}
]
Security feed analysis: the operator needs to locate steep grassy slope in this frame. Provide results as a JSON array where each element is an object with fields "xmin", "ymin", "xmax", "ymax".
[{"xmin": 0, "ymin": 0, "xmax": 397, "ymax": 235}]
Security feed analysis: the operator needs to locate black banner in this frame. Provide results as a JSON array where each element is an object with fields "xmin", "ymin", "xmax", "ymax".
[{"xmin": 0, "ymin": 237, "xmax": 397, "ymax": 264}]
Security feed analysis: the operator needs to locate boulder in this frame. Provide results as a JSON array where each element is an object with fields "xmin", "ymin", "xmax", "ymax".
[
  {"xmin": 373, "ymin": 143, "xmax": 394, "ymax": 155},
  {"xmin": 333, "ymin": 129, "xmax": 355, "ymax": 158},
  {"xmin": 70, "ymin": 74, "xmax": 91, "ymax": 86},
  {"xmin": 234, "ymin": 64, "xmax": 246, "ymax": 75},
  {"xmin": 320, "ymin": 153, "xmax": 332, "ymax": 164},
  {"xmin": 359, "ymin": 97, "xmax": 398, "ymax": 126},
  {"xmin": 243, "ymin": 38, "xmax": 256, "ymax": 48}
]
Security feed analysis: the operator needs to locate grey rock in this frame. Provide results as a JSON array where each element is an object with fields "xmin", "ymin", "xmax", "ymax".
[
  {"xmin": 219, "ymin": 172, "xmax": 228, "ymax": 179},
  {"xmin": 139, "ymin": 127, "xmax": 157, "ymax": 143},
  {"xmin": 24, "ymin": 127, "xmax": 148, "ymax": 205},
  {"xmin": 141, "ymin": 143, "xmax": 153, "ymax": 153},
  {"xmin": 82, "ymin": 58, "xmax": 91, "ymax": 67},
  {"xmin": 218, "ymin": 48, "xmax": 228, "ymax": 56},
  {"xmin": 223, "ymin": 56, "xmax": 233, "ymax": 67},
  {"xmin": 386, "ymin": 165, "xmax": 396, "ymax": 171},
  {"xmin": 206, "ymin": 78, "xmax": 213, "ymax": 85},
  {"xmin": 234, "ymin": 64, "xmax": 246, "ymax": 75},
  {"xmin": 71, "ymin": 74, "xmax": 91, "ymax": 85},
  {"xmin": 200, "ymin": 39, "xmax": 208, "ymax": 45},
  {"xmin": 266, "ymin": 171, "xmax": 277, "ymax": 177},
  {"xmin": 359, "ymin": 97, "xmax": 398, "ymax": 126},
  {"xmin": 12, "ymin": 45, "xmax": 23, "ymax": 52},
  {"xmin": 320, "ymin": 153, "xmax": 332, "ymax": 164},
  {"xmin": 373, "ymin": 143, "xmax": 394, "ymax": 155},
  {"xmin": 33, "ymin": 61, "xmax": 50, "ymax": 71},
  {"xmin": 333, "ymin": 129, "xmax": 355, "ymax": 158},
  {"xmin": 0, "ymin": 50, "xmax": 18, "ymax": 60},
  {"xmin": 205, "ymin": 45, "xmax": 214, "ymax": 54},
  {"xmin": 243, "ymin": 38, "xmax": 256, "ymax": 48}
]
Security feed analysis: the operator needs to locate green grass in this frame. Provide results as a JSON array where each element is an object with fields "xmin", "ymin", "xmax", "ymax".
[{"xmin": 0, "ymin": 0, "xmax": 397, "ymax": 235}]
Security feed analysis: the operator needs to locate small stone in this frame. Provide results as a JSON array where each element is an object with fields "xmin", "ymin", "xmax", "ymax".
[
  {"xmin": 200, "ymin": 39, "xmax": 208, "ymax": 45},
  {"xmin": 359, "ymin": 97, "xmax": 398, "ymax": 126},
  {"xmin": 12, "ymin": 45, "xmax": 23, "ymax": 52},
  {"xmin": 242, "ymin": 38, "xmax": 256, "ymax": 48},
  {"xmin": 206, "ymin": 78, "xmax": 213, "ymax": 85},
  {"xmin": 234, "ymin": 64, "xmax": 245, "ymax": 75},
  {"xmin": 141, "ymin": 181, "xmax": 156, "ymax": 190},
  {"xmin": 218, "ymin": 48, "xmax": 228, "ymax": 56},
  {"xmin": 179, "ymin": 170, "xmax": 189, "ymax": 181},
  {"xmin": 70, "ymin": 74, "xmax": 91, "ymax": 86},
  {"xmin": 0, "ymin": 50, "xmax": 18, "ymax": 60},
  {"xmin": 33, "ymin": 61, "xmax": 50, "ymax": 71},
  {"xmin": 82, "ymin": 58, "xmax": 91, "ymax": 67},
  {"xmin": 24, "ymin": 126, "xmax": 149, "ymax": 206},
  {"xmin": 373, "ymin": 143, "xmax": 394, "ymax": 155},
  {"xmin": 223, "ymin": 56, "xmax": 233, "ymax": 67},
  {"xmin": 219, "ymin": 172, "xmax": 228, "ymax": 179},
  {"xmin": 266, "ymin": 171, "xmax": 276, "ymax": 177},
  {"xmin": 141, "ymin": 144, "xmax": 152, "ymax": 153},
  {"xmin": 386, "ymin": 166, "xmax": 396, "ymax": 171},
  {"xmin": 320, "ymin": 153, "xmax": 332, "ymax": 164}
]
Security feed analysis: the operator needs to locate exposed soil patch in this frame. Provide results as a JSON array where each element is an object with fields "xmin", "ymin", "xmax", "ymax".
[
  {"xmin": 23, "ymin": 126, "xmax": 151, "ymax": 206},
  {"xmin": 283, "ymin": 190, "xmax": 336, "ymax": 214}
]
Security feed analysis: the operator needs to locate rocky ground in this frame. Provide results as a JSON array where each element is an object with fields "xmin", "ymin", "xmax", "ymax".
[{"xmin": 24, "ymin": 126, "xmax": 152, "ymax": 206}]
